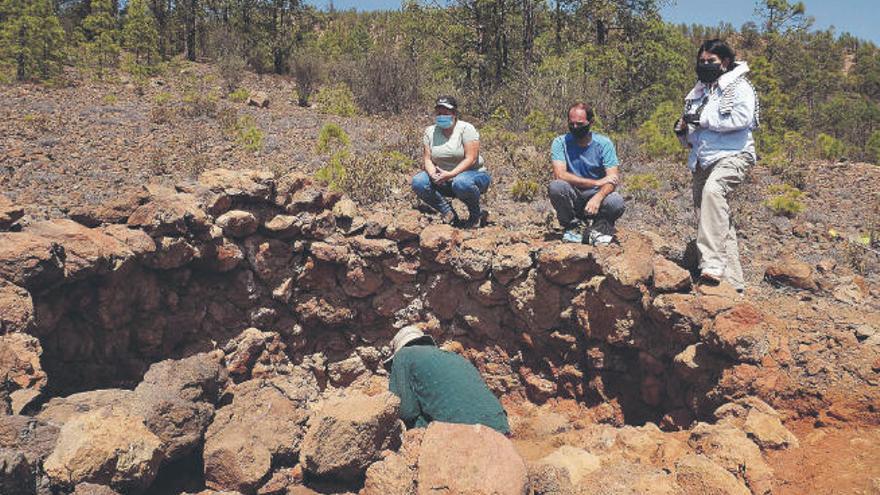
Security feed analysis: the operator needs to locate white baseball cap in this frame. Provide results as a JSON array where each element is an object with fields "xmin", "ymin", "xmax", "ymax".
[{"xmin": 383, "ymin": 325, "xmax": 436, "ymax": 368}]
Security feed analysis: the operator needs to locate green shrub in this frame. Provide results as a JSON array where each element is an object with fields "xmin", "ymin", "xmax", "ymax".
[
  {"xmin": 764, "ymin": 184, "xmax": 805, "ymax": 217},
  {"xmin": 625, "ymin": 173, "xmax": 662, "ymax": 202},
  {"xmin": 637, "ymin": 101, "xmax": 686, "ymax": 160},
  {"xmin": 235, "ymin": 115, "xmax": 264, "ymax": 152},
  {"xmin": 816, "ymin": 133, "xmax": 847, "ymax": 161},
  {"xmin": 229, "ymin": 87, "xmax": 249, "ymax": 103},
  {"xmin": 154, "ymin": 91, "xmax": 173, "ymax": 105},
  {"xmin": 765, "ymin": 131, "xmax": 810, "ymax": 188},
  {"xmin": 315, "ymin": 149, "xmax": 406, "ymax": 203},
  {"xmin": 316, "ymin": 123, "xmax": 351, "ymax": 154},
  {"xmin": 101, "ymin": 93, "xmax": 118, "ymax": 105},
  {"xmin": 511, "ymin": 180, "xmax": 540, "ymax": 202},
  {"xmin": 181, "ymin": 89, "xmax": 219, "ymax": 117},
  {"xmin": 315, "ymin": 150, "xmax": 348, "ymax": 190},
  {"xmin": 314, "ymin": 83, "xmax": 359, "ymax": 117},
  {"xmin": 866, "ymin": 130, "xmax": 880, "ymax": 164}
]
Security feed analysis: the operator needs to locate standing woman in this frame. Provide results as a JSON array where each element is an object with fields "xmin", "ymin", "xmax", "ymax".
[
  {"xmin": 675, "ymin": 39, "xmax": 759, "ymax": 291},
  {"xmin": 412, "ymin": 96, "xmax": 490, "ymax": 228}
]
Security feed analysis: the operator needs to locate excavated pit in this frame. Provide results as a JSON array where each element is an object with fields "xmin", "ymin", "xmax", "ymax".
[
  {"xmin": 2, "ymin": 168, "xmax": 806, "ymax": 494},
  {"xmin": 2, "ymin": 169, "xmax": 752, "ymax": 429}
]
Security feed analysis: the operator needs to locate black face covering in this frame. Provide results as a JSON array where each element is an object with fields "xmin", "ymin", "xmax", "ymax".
[
  {"xmin": 568, "ymin": 123, "xmax": 591, "ymax": 139},
  {"xmin": 696, "ymin": 62, "xmax": 724, "ymax": 84}
]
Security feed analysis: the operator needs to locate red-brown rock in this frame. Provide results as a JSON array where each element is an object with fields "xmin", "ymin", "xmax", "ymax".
[{"xmin": 416, "ymin": 422, "xmax": 528, "ymax": 495}]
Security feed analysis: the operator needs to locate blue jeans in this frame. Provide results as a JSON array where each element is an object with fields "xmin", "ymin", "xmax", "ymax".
[{"xmin": 412, "ymin": 170, "xmax": 491, "ymax": 219}]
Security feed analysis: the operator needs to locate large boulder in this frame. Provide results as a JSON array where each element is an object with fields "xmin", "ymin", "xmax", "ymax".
[
  {"xmin": 416, "ymin": 422, "xmax": 528, "ymax": 495},
  {"xmin": 0, "ymin": 415, "xmax": 60, "ymax": 494},
  {"xmin": 0, "ymin": 279, "xmax": 34, "ymax": 334},
  {"xmin": 37, "ymin": 389, "xmax": 134, "ymax": 426},
  {"xmin": 653, "ymin": 257, "xmax": 692, "ymax": 293},
  {"xmin": 536, "ymin": 445, "xmax": 600, "ymax": 486},
  {"xmin": 68, "ymin": 188, "xmax": 149, "ymax": 227},
  {"xmin": 0, "ymin": 333, "xmax": 47, "ymax": 412},
  {"xmin": 199, "ymin": 169, "xmax": 275, "ymax": 204},
  {"xmin": 764, "ymin": 257, "xmax": 816, "ymax": 290},
  {"xmin": 300, "ymin": 392, "xmax": 401, "ymax": 482},
  {"xmin": 701, "ymin": 304, "xmax": 778, "ymax": 364},
  {"xmin": 361, "ymin": 429, "xmax": 424, "ymax": 495},
  {"xmin": 714, "ymin": 397, "xmax": 799, "ymax": 451},
  {"xmin": 133, "ymin": 352, "xmax": 228, "ymax": 462},
  {"xmin": 0, "ymin": 232, "xmax": 64, "ymax": 290},
  {"xmin": 674, "ymin": 454, "xmax": 750, "ymax": 495},
  {"xmin": 127, "ymin": 186, "xmax": 209, "ymax": 237},
  {"xmin": 688, "ymin": 422, "xmax": 774, "ymax": 495},
  {"xmin": 217, "ymin": 211, "xmax": 259, "ymax": 238},
  {"xmin": 43, "ymin": 406, "xmax": 163, "ymax": 493},
  {"xmin": 26, "ymin": 219, "xmax": 138, "ymax": 280},
  {"xmin": 204, "ymin": 374, "xmax": 318, "ymax": 493},
  {"xmin": 537, "ymin": 243, "xmax": 600, "ymax": 285}
]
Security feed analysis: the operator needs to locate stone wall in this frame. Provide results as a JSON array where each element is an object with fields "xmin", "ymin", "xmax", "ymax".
[{"xmin": 1, "ymin": 168, "xmax": 785, "ymax": 425}]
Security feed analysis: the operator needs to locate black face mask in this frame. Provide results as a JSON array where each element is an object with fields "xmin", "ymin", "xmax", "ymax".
[
  {"xmin": 696, "ymin": 62, "xmax": 724, "ymax": 84},
  {"xmin": 568, "ymin": 123, "xmax": 591, "ymax": 139}
]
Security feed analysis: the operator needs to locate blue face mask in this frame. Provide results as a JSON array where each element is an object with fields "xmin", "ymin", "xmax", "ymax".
[{"xmin": 435, "ymin": 115, "xmax": 454, "ymax": 129}]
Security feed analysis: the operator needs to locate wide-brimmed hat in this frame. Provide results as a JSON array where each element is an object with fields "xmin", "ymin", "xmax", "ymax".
[
  {"xmin": 434, "ymin": 95, "xmax": 458, "ymax": 110},
  {"xmin": 383, "ymin": 325, "xmax": 436, "ymax": 368}
]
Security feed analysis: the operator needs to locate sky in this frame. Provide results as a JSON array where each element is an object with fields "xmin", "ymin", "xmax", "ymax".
[{"xmin": 304, "ymin": 0, "xmax": 880, "ymax": 45}]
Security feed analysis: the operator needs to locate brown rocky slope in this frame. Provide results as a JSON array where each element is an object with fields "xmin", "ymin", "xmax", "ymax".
[{"xmin": 0, "ymin": 166, "xmax": 877, "ymax": 494}]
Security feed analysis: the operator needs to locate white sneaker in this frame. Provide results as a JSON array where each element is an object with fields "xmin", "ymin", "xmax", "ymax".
[{"xmin": 588, "ymin": 229, "xmax": 613, "ymax": 246}]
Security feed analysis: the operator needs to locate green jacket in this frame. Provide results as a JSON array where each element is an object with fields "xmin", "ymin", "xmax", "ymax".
[{"xmin": 388, "ymin": 345, "xmax": 510, "ymax": 434}]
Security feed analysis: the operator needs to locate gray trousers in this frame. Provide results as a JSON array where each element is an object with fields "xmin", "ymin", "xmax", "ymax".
[
  {"xmin": 548, "ymin": 180, "xmax": 626, "ymax": 234},
  {"xmin": 692, "ymin": 153, "xmax": 752, "ymax": 290}
]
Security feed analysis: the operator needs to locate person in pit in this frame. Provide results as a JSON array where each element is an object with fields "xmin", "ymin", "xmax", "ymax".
[{"xmin": 384, "ymin": 325, "xmax": 510, "ymax": 435}]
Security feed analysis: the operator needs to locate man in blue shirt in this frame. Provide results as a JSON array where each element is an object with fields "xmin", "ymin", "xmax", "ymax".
[{"xmin": 548, "ymin": 102, "xmax": 625, "ymax": 245}]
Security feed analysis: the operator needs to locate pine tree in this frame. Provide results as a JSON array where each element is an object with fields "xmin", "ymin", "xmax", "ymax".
[
  {"xmin": 83, "ymin": 0, "xmax": 120, "ymax": 73},
  {"xmin": 123, "ymin": 0, "xmax": 159, "ymax": 67},
  {"xmin": 0, "ymin": 0, "xmax": 65, "ymax": 81}
]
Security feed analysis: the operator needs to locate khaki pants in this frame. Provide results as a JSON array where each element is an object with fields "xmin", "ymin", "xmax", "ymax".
[{"xmin": 692, "ymin": 153, "xmax": 752, "ymax": 290}]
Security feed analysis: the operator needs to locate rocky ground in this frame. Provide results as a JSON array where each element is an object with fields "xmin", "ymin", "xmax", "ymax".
[{"xmin": 0, "ymin": 62, "xmax": 879, "ymax": 494}]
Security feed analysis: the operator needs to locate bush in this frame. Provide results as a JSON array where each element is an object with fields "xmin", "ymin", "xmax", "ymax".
[
  {"xmin": 765, "ymin": 131, "xmax": 809, "ymax": 188},
  {"xmin": 816, "ymin": 133, "xmax": 847, "ymax": 161},
  {"xmin": 229, "ymin": 87, "xmax": 249, "ymax": 103},
  {"xmin": 625, "ymin": 173, "xmax": 662, "ymax": 202},
  {"xmin": 292, "ymin": 50, "xmax": 325, "ymax": 107},
  {"xmin": 234, "ymin": 116, "xmax": 264, "ymax": 152},
  {"xmin": 511, "ymin": 180, "xmax": 540, "ymax": 202},
  {"xmin": 218, "ymin": 53, "xmax": 247, "ymax": 93},
  {"xmin": 637, "ymin": 101, "xmax": 686, "ymax": 160},
  {"xmin": 315, "ymin": 150, "xmax": 409, "ymax": 203},
  {"xmin": 316, "ymin": 123, "xmax": 351, "ymax": 154},
  {"xmin": 314, "ymin": 151, "xmax": 347, "ymax": 190},
  {"xmin": 354, "ymin": 47, "xmax": 420, "ymax": 114},
  {"xmin": 866, "ymin": 130, "xmax": 880, "ymax": 164},
  {"xmin": 314, "ymin": 83, "xmax": 359, "ymax": 117},
  {"xmin": 764, "ymin": 184, "xmax": 805, "ymax": 217}
]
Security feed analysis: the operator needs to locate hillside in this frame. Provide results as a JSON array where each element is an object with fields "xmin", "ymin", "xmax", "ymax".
[{"xmin": 0, "ymin": 63, "xmax": 879, "ymax": 495}]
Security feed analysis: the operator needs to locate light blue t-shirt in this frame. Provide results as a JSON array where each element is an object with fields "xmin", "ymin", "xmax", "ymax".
[{"xmin": 550, "ymin": 132, "xmax": 620, "ymax": 180}]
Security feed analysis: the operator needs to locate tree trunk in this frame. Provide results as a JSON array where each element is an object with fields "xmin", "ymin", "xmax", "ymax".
[{"xmin": 185, "ymin": 0, "xmax": 197, "ymax": 61}]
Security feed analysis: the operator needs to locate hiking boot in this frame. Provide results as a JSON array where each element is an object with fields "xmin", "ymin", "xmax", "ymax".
[
  {"xmin": 440, "ymin": 210, "xmax": 458, "ymax": 225},
  {"xmin": 459, "ymin": 209, "xmax": 489, "ymax": 229},
  {"xmin": 587, "ymin": 229, "xmax": 613, "ymax": 246}
]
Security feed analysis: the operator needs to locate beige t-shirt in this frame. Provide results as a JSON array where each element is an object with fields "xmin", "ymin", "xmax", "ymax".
[{"xmin": 423, "ymin": 120, "xmax": 485, "ymax": 172}]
